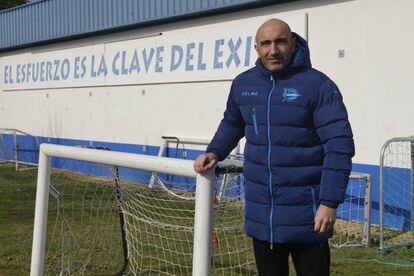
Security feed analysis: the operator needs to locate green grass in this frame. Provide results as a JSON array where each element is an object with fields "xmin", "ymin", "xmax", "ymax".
[
  {"xmin": 0, "ymin": 164, "xmax": 125, "ymax": 275},
  {"xmin": 1, "ymin": 163, "xmax": 414, "ymax": 275},
  {"xmin": 0, "ymin": 164, "xmax": 37, "ymax": 274}
]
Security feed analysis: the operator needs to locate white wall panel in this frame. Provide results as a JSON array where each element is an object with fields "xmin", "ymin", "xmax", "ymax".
[
  {"xmin": 0, "ymin": 82, "xmax": 231, "ymax": 145},
  {"xmin": 308, "ymin": 0, "xmax": 414, "ymax": 165}
]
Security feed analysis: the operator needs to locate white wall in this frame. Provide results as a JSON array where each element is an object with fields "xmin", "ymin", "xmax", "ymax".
[{"xmin": 308, "ymin": 0, "xmax": 414, "ymax": 165}]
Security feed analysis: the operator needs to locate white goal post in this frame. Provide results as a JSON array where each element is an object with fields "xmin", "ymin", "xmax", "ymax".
[{"xmin": 30, "ymin": 144, "xmax": 215, "ymax": 276}]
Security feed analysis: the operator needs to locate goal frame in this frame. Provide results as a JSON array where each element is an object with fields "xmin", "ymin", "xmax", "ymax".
[
  {"xmin": 379, "ymin": 136, "xmax": 414, "ymax": 251},
  {"xmin": 330, "ymin": 172, "xmax": 372, "ymax": 248},
  {"xmin": 0, "ymin": 128, "xmax": 40, "ymax": 171},
  {"xmin": 30, "ymin": 143, "xmax": 215, "ymax": 276}
]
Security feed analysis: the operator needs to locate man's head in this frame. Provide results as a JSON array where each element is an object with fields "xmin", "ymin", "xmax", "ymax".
[{"xmin": 255, "ymin": 19, "xmax": 296, "ymax": 72}]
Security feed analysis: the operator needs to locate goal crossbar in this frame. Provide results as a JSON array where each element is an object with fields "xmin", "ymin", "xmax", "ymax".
[{"xmin": 30, "ymin": 143, "xmax": 215, "ymax": 276}]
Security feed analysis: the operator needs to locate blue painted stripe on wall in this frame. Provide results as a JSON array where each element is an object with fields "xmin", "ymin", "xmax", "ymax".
[
  {"xmin": 0, "ymin": 133, "xmax": 411, "ymax": 231},
  {"xmin": 351, "ymin": 163, "xmax": 412, "ymax": 230},
  {"xmin": 0, "ymin": 133, "xmax": 202, "ymax": 189}
]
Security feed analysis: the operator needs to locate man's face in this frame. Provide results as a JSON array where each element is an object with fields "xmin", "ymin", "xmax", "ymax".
[{"xmin": 255, "ymin": 23, "xmax": 295, "ymax": 72}]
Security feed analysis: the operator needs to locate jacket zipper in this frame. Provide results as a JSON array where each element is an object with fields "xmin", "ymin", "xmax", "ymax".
[
  {"xmin": 252, "ymin": 108, "xmax": 259, "ymax": 135},
  {"xmin": 267, "ymin": 75, "xmax": 276, "ymax": 248},
  {"xmin": 310, "ymin": 186, "xmax": 317, "ymax": 216}
]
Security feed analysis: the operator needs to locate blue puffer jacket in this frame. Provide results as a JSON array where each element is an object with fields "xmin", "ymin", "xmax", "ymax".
[{"xmin": 206, "ymin": 33, "xmax": 355, "ymax": 245}]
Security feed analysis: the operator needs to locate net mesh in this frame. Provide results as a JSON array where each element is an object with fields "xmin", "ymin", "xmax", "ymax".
[
  {"xmin": 211, "ymin": 165, "xmax": 255, "ymax": 275},
  {"xmin": 381, "ymin": 138, "xmax": 414, "ymax": 250},
  {"xmin": 120, "ymin": 176, "xmax": 195, "ymax": 275},
  {"xmin": 44, "ymin": 164, "xmax": 126, "ymax": 275},
  {"xmin": 115, "ymin": 164, "xmax": 255, "ymax": 275},
  {"xmin": 0, "ymin": 128, "xmax": 39, "ymax": 171},
  {"xmin": 44, "ymin": 157, "xmax": 256, "ymax": 275},
  {"xmin": 330, "ymin": 173, "xmax": 371, "ymax": 248}
]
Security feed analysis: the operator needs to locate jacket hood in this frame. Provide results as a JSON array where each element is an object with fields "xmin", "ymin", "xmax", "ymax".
[{"xmin": 255, "ymin": 32, "xmax": 311, "ymax": 76}]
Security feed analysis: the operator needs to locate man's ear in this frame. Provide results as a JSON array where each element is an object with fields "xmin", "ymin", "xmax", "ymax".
[
  {"xmin": 254, "ymin": 43, "xmax": 260, "ymax": 57},
  {"xmin": 291, "ymin": 36, "xmax": 296, "ymax": 53}
]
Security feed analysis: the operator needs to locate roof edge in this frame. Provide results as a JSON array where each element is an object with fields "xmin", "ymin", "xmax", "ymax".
[
  {"xmin": 0, "ymin": 0, "xmax": 299, "ymax": 53},
  {"xmin": 0, "ymin": 0, "xmax": 49, "ymax": 15}
]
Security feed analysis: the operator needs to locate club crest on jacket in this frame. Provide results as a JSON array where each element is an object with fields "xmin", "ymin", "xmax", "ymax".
[{"xmin": 282, "ymin": 88, "xmax": 301, "ymax": 102}]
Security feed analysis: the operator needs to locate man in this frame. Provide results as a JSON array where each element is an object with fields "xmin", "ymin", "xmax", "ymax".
[{"xmin": 193, "ymin": 19, "xmax": 354, "ymax": 275}]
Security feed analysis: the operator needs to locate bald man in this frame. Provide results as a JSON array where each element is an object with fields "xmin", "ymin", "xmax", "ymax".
[{"xmin": 194, "ymin": 19, "xmax": 354, "ymax": 276}]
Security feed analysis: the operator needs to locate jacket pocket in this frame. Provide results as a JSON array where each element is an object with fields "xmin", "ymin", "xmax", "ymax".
[
  {"xmin": 252, "ymin": 108, "xmax": 259, "ymax": 136},
  {"xmin": 310, "ymin": 186, "xmax": 317, "ymax": 216}
]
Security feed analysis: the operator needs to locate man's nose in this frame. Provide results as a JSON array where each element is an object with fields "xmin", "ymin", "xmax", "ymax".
[{"xmin": 269, "ymin": 42, "xmax": 278, "ymax": 55}]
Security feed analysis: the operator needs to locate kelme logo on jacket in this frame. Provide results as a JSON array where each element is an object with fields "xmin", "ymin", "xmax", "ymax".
[
  {"xmin": 241, "ymin": 91, "xmax": 259, "ymax": 96},
  {"xmin": 282, "ymin": 88, "xmax": 301, "ymax": 102}
]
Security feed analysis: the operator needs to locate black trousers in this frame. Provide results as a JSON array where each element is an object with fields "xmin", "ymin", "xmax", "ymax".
[{"xmin": 253, "ymin": 238, "xmax": 330, "ymax": 276}]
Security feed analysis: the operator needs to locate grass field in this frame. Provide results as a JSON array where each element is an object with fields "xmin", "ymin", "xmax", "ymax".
[{"xmin": 0, "ymin": 163, "xmax": 414, "ymax": 275}]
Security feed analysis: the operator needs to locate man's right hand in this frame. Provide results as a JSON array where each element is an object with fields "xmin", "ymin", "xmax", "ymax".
[{"xmin": 193, "ymin": 153, "xmax": 218, "ymax": 174}]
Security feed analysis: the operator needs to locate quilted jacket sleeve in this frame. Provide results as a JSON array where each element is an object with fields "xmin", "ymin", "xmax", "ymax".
[
  {"xmin": 206, "ymin": 82, "xmax": 245, "ymax": 161},
  {"xmin": 313, "ymin": 79, "xmax": 355, "ymax": 208}
]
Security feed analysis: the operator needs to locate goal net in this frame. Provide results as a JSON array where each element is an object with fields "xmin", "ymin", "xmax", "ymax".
[
  {"xmin": 380, "ymin": 136, "xmax": 414, "ymax": 251},
  {"xmin": 330, "ymin": 172, "xmax": 372, "ymax": 248},
  {"xmin": 32, "ymin": 145, "xmax": 255, "ymax": 275},
  {"xmin": 44, "ymin": 164, "xmax": 128, "ymax": 275},
  {"xmin": 0, "ymin": 128, "xmax": 39, "ymax": 171}
]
